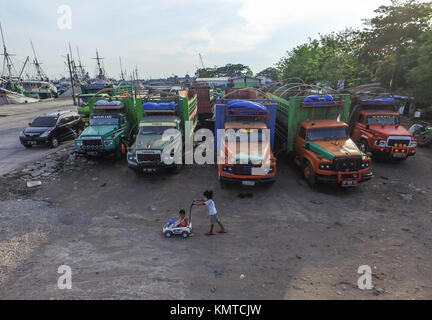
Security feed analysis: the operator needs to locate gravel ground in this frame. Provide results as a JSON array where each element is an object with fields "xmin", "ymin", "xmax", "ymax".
[{"xmin": 0, "ymin": 139, "xmax": 431, "ymax": 299}]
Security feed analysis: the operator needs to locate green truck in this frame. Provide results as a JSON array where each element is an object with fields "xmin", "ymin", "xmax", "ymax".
[
  {"xmin": 75, "ymin": 94, "xmax": 142, "ymax": 159},
  {"xmin": 127, "ymin": 92, "xmax": 198, "ymax": 173},
  {"xmin": 269, "ymin": 90, "xmax": 373, "ymax": 187},
  {"xmin": 77, "ymin": 83, "xmax": 133, "ymax": 126}
]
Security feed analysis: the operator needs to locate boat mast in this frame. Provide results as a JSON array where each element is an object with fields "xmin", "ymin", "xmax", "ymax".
[
  {"xmin": 119, "ymin": 57, "xmax": 125, "ymax": 81},
  {"xmin": 0, "ymin": 22, "xmax": 15, "ymax": 85},
  {"xmin": 76, "ymin": 46, "xmax": 86, "ymax": 80},
  {"xmin": 93, "ymin": 49, "xmax": 105, "ymax": 80},
  {"xmin": 30, "ymin": 40, "xmax": 46, "ymax": 81}
]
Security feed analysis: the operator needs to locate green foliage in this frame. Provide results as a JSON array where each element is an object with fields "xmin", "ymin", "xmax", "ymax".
[
  {"xmin": 274, "ymin": 0, "xmax": 432, "ymax": 104},
  {"xmin": 256, "ymin": 67, "xmax": 279, "ymax": 81},
  {"xmin": 195, "ymin": 64, "xmax": 253, "ymax": 78}
]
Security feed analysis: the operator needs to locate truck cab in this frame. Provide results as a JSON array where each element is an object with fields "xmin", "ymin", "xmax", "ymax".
[
  {"xmin": 77, "ymin": 93, "xmax": 109, "ymax": 126},
  {"xmin": 75, "ymin": 100, "xmax": 133, "ymax": 159},
  {"xmin": 218, "ymin": 121, "xmax": 276, "ymax": 186},
  {"xmin": 294, "ymin": 119, "xmax": 372, "ymax": 187},
  {"xmin": 352, "ymin": 110, "xmax": 417, "ymax": 159},
  {"xmin": 127, "ymin": 116, "xmax": 182, "ymax": 173}
]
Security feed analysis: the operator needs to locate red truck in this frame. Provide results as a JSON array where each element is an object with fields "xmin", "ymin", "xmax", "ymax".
[
  {"xmin": 188, "ymin": 84, "xmax": 214, "ymax": 121},
  {"xmin": 350, "ymin": 98, "xmax": 417, "ymax": 160}
]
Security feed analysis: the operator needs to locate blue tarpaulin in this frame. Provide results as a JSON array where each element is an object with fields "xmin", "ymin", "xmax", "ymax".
[
  {"xmin": 304, "ymin": 95, "xmax": 335, "ymax": 102},
  {"xmin": 143, "ymin": 102, "xmax": 176, "ymax": 111},
  {"xmin": 227, "ymin": 100, "xmax": 267, "ymax": 111}
]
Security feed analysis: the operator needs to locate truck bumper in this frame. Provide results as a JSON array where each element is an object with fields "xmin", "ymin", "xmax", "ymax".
[
  {"xmin": 219, "ymin": 174, "xmax": 275, "ymax": 186},
  {"xmin": 316, "ymin": 171, "xmax": 373, "ymax": 187},
  {"xmin": 371, "ymin": 147, "xmax": 416, "ymax": 158},
  {"xmin": 127, "ymin": 160, "xmax": 177, "ymax": 172}
]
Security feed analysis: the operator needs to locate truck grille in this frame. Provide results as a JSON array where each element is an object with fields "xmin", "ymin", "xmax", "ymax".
[
  {"xmin": 137, "ymin": 153, "xmax": 161, "ymax": 162},
  {"xmin": 388, "ymin": 139, "xmax": 410, "ymax": 147},
  {"xmin": 233, "ymin": 164, "xmax": 262, "ymax": 175},
  {"xmin": 333, "ymin": 157, "xmax": 363, "ymax": 172},
  {"xmin": 83, "ymin": 139, "xmax": 103, "ymax": 150}
]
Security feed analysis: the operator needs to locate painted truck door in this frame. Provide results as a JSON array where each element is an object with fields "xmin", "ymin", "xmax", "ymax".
[
  {"xmin": 352, "ymin": 114, "xmax": 365, "ymax": 141},
  {"xmin": 294, "ymin": 126, "xmax": 307, "ymax": 158}
]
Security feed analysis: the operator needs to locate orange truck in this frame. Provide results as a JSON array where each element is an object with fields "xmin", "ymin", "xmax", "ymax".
[
  {"xmin": 270, "ymin": 93, "xmax": 373, "ymax": 187},
  {"xmin": 215, "ymin": 89, "xmax": 277, "ymax": 187}
]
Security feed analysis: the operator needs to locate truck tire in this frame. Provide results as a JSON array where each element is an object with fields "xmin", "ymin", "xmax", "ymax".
[
  {"xmin": 115, "ymin": 143, "xmax": 125, "ymax": 160},
  {"xmin": 359, "ymin": 139, "xmax": 369, "ymax": 154},
  {"xmin": 303, "ymin": 161, "xmax": 316, "ymax": 187},
  {"xmin": 418, "ymin": 132, "xmax": 432, "ymax": 147}
]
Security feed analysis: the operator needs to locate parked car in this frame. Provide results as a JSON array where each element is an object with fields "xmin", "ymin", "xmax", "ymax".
[{"xmin": 20, "ymin": 111, "xmax": 84, "ymax": 148}]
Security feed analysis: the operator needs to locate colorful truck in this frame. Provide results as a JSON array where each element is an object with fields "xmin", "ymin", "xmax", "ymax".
[
  {"xmin": 77, "ymin": 83, "xmax": 133, "ymax": 126},
  {"xmin": 349, "ymin": 97, "xmax": 417, "ymax": 160},
  {"xmin": 74, "ymin": 92, "xmax": 142, "ymax": 159},
  {"xmin": 127, "ymin": 92, "xmax": 198, "ymax": 173},
  {"xmin": 270, "ymin": 91, "xmax": 373, "ymax": 187},
  {"xmin": 188, "ymin": 83, "xmax": 214, "ymax": 122},
  {"xmin": 215, "ymin": 89, "xmax": 277, "ymax": 187}
]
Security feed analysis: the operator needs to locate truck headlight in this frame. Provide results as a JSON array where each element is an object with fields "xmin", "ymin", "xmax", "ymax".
[
  {"xmin": 75, "ymin": 141, "xmax": 83, "ymax": 147},
  {"xmin": 104, "ymin": 140, "xmax": 114, "ymax": 146},
  {"xmin": 375, "ymin": 140, "xmax": 386, "ymax": 147},
  {"xmin": 222, "ymin": 166, "xmax": 233, "ymax": 172},
  {"xmin": 361, "ymin": 162, "xmax": 370, "ymax": 168},
  {"xmin": 319, "ymin": 163, "xmax": 332, "ymax": 170},
  {"xmin": 409, "ymin": 141, "xmax": 417, "ymax": 148},
  {"xmin": 40, "ymin": 130, "xmax": 51, "ymax": 138}
]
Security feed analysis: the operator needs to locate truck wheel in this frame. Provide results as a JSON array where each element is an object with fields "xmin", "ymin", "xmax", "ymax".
[
  {"xmin": 50, "ymin": 137, "xmax": 59, "ymax": 148},
  {"xmin": 359, "ymin": 139, "xmax": 369, "ymax": 154},
  {"xmin": 165, "ymin": 231, "xmax": 173, "ymax": 238},
  {"xmin": 418, "ymin": 132, "xmax": 432, "ymax": 147},
  {"xmin": 115, "ymin": 144, "xmax": 124, "ymax": 160},
  {"xmin": 303, "ymin": 162, "xmax": 316, "ymax": 187}
]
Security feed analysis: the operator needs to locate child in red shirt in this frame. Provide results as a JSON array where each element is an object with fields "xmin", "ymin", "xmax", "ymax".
[{"xmin": 175, "ymin": 209, "xmax": 189, "ymax": 228}]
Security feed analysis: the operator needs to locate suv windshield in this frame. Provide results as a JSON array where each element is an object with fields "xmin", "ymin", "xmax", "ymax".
[
  {"xmin": 31, "ymin": 116, "xmax": 58, "ymax": 127},
  {"xmin": 307, "ymin": 127, "xmax": 348, "ymax": 140},
  {"xmin": 225, "ymin": 129, "xmax": 268, "ymax": 143},
  {"xmin": 367, "ymin": 115, "xmax": 399, "ymax": 125},
  {"xmin": 90, "ymin": 114, "xmax": 120, "ymax": 126},
  {"xmin": 139, "ymin": 125, "xmax": 176, "ymax": 135}
]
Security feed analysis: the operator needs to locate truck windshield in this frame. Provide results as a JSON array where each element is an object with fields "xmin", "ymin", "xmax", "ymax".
[
  {"xmin": 31, "ymin": 116, "xmax": 57, "ymax": 127},
  {"xmin": 307, "ymin": 127, "xmax": 348, "ymax": 140},
  {"xmin": 90, "ymin": 114, "xmax": 120, "ymax": 126},
  {"xmin": 225, "ymin": 129, "xmax": 268, "ymax": 143},
  {"xmin": 367, "ymin": 115, "xmax": 399, "ymax": 125},
  {"xmin": 139, "ymin": 126, "xmax": 176, "ymax": 135}
]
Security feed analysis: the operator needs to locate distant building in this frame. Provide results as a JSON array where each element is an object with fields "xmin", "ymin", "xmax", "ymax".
[
  {"xmin": 230, "ymin": 76, "xmax": 262, "ymax": 88},
  {"xmin": 195, "ymin": 77, "xmax": 230, "ymax": 88}
]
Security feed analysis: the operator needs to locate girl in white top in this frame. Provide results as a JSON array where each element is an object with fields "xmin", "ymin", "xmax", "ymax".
[{"xmin": 193, "ymin": 190, "xmax": 227, "ymax": 236}]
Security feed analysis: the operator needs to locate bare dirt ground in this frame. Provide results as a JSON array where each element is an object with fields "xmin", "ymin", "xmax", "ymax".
[{"xmin": 0, "ymin": 134, "xmax": 431, "ymax": 299}]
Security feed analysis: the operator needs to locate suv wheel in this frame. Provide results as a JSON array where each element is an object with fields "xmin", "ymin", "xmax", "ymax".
[{"xmin": 50, "ymin": 137, "xmax": 59, "ymax": 148}]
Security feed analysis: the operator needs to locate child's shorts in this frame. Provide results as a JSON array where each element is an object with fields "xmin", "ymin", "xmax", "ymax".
[{"xmin": 210, "ymin": 214, "xmax": 220, "ymax": 224}]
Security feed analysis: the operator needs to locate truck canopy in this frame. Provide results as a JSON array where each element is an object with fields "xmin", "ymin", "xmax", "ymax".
[
  {"xmin": 215, "ymin": 97, "xmax": 277, "ymax": 149},
  {"xmin": 138, "ymin": 93, "xmax": 198, "ymax": 135},
  {"xmin": 269, "ymin": 92, "xmax": 351, "ymax": 153}
]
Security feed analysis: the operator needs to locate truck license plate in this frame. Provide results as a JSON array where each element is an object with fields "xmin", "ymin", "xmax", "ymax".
[
  {"xmin": 393, "ymin": 153, "xmax": 406, "ymax": 158},
  {"xmin": 342, "ymin": 180, "xmax": 357, "ymax": 186},
  {"xmin": 242, "ymin": 181, "xmax": 255, "ymax": 186},
  {"xmin": 87, "ymin": 151, "xmax": 98, "ymax": 156}
]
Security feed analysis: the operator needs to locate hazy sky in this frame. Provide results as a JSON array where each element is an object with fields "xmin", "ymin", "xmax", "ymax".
[{"xmin": 1, "ymin": 0, "xmax": 391, "ymax": 80}]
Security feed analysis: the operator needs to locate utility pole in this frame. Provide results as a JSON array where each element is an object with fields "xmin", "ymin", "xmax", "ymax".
[{"xmin": 67, "ymin": 54, "xmax": 76, "ymax": 105}]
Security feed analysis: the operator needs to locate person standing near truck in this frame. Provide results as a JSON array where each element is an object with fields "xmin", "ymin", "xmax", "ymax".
[{"xmin": 193, "ymin": 190, "xmax": 227, "ymax": 236}]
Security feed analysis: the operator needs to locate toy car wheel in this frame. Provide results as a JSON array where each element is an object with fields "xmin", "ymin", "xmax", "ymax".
[
  {"xmin": 165, "ymin": 231, "xmax": 173, "ymax": 238},
  {"xmin": 182, "ymin": 231, "xmax": 189, "ymax": 238}
]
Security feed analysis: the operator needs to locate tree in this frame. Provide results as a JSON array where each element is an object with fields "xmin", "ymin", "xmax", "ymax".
[
  {"xmin": 256, "ymin": 67, "xmax": 278, "ymax": 81},
  {"xmin": 406, "ymin": 30, "xmax": 432, "ymax": 104},
  {"xmin": 195, "ymin": 64, "xmax": 252, "ymax": 78},
  {"xmin": 360, "ymin": 0, "xmax": 432, "ymax": 90}
]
